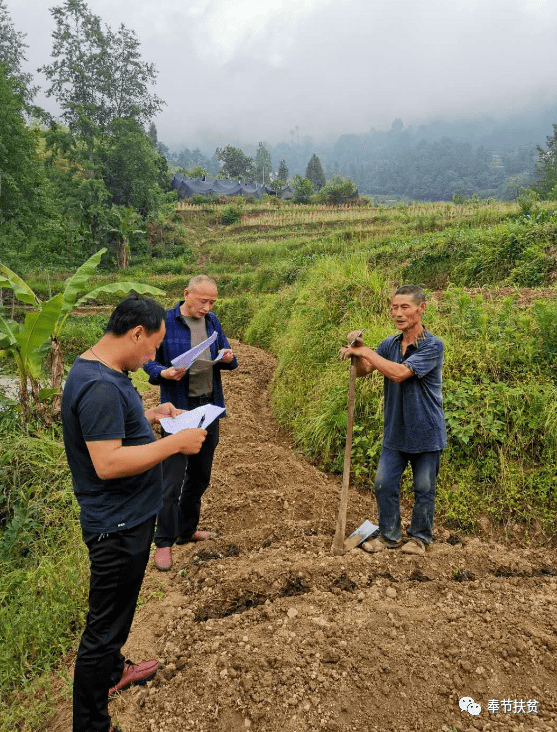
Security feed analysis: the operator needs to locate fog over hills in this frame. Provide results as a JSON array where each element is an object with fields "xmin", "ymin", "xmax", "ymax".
[{"xmin": 8, "ymin": 0, "xmax": 557, "ymax": 152}]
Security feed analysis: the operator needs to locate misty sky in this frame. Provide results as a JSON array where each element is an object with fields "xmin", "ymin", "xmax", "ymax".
[{"xmin": 8, "ymin": 0, "xmax": 557, "ymax": 150}]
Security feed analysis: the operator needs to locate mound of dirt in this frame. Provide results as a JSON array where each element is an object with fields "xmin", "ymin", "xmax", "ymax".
[{"xmin": 49, "ymin": 340, "xmax": 557, "ymax": 732}]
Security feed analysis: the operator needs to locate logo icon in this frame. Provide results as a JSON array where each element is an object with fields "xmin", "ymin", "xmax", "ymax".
[{"xmin": 459, "ymin": 697, "xmax": 481, "ymax": 716}]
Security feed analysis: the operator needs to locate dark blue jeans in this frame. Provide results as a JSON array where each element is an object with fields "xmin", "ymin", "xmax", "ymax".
[
  {"xmin": 154, "ymin": 414, "xmax": 219, "ymax": 548},
  {"xmin": 374, "ymin": 447, "xmax": 442, "ymax": 545}
]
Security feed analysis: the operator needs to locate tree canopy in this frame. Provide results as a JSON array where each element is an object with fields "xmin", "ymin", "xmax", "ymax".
[
  {"xmin": 305, "ymin": 154, "xmax": 326, "ymax": 191},
  {"xmin": 534, "ymin": 124, "xmax": 557, "ymax": 199},
  {"xmin": 277, "ymin": 159, "xmax": 289, "ymax": 182},
  {"xmin": 254, "ymin": 142, "xmax": 272, "ymax": 183},
  {"xmin": 216, "ymin": 145, "xmax": 254, "ymax": 179},
  {"xmin": 0, "ymin": 64, "xmax": 42, "ymax": 223},
  {"xmin": 39, "ymin": 0, "xmax": 164, "ymax": 137},
  {"xmin": 0, "ymin": 0, "xmax": 38, "ymax": 108}
]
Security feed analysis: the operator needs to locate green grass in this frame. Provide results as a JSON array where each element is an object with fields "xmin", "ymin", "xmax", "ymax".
[{"xmin": 0, "ymin": 435, "xmax": 88, "ymax": 732}]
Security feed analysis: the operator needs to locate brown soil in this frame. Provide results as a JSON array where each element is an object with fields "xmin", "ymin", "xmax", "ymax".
[{"xmin": 48, "ymin": 340, "xmax": 557, "ymax": 732}]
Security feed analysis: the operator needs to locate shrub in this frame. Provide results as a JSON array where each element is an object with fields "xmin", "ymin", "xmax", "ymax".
[
  {"xmin": 291, "ymin": 175, "xmax": 314, "ymax": 204},
  {"xmin": 0, "ymin": 435, "xmax": 89, "ymax": 729},
  {"xmin": 190, "ymin": 193, "xmax": 216, "ymax": 205},
  {"xmin": 316, "ymin": 175, "xmax": 358, "ymax": 204},
  {"xmin": 221, "ymin": 205, "xmax": 242, "ymax": 226}
]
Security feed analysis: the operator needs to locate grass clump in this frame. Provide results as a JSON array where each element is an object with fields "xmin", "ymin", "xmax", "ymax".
[
  {"xmin": 0, "ymin": 434, "xmax": 88, "ymax": 732},
  {"xmin": 243, "ymin": 255, "xmax": 557, "ymax": 538}
]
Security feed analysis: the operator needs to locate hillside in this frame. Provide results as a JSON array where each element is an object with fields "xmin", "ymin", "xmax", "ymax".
[{"xmin": 46, "ymin": 340, "xmax": 557, "ymax": 732}]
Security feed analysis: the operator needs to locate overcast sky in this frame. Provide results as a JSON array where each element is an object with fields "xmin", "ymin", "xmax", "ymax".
[{"xmin": 8, "ymin": 0, "xmax": 557, "ymax": 150}]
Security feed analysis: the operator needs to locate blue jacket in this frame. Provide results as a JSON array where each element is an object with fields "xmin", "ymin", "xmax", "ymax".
[{"xmin": 143, "ymin": 303, "xmax": 238, "ymax": 412}]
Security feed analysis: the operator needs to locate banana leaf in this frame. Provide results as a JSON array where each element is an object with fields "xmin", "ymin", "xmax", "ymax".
[
  {"xmin": 14, "ymin": 294, "xmax": 64, "ymax": 376},
  {"xmin": 74, "ymin": 282, "xmax": 166, "ymax": 309},
  {"xmin": 0, "ymin": 264, "xmax": 40, "ymax": 306},
  {"xmin": 0, "ymin": 312, "xmax": 22, "ymax": 348},
  {"xmin": 59, "ymin": 248, "xmax": 108, "ymax": 324}
]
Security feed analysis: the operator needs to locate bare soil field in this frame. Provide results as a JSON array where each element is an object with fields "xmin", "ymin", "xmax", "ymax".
[{"xmin": 48, "ymin": 340, "xmax": 557, "ymax": 732}]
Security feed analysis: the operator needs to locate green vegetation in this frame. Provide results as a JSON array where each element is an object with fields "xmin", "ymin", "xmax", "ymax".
[
  {"xmin": 0, "ymin": 0, "xmax": 172, "ymax": 275},
  {"xmin": 0, "ymin": 432, "xmax": 88, "ymax": 731},
  {"xmin": 0, "ymin": 250, "xmax": 165, "ymax": 422},
  {"xmin": 183, "ymin": 196, "xmax": 557, "ymax": 540},
  {"xmin": 2, "ymin": 172, "xmax": 557, "ymax": 729},
  {"xmin": 305, "ymin": 153, "xmax": 326, "ymax": 191},
  {"xmin": 317, "ymin": 174, "xmax": 358, "ymax": 203},
  {"xmin": 534, "ymin": 123, "xmax": 557, "ymax": 199}
]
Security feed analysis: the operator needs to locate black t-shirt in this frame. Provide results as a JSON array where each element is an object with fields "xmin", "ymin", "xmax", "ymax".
[{"xmin": 61, "ymin": 358, "xmax": 163, "ymax": 533}]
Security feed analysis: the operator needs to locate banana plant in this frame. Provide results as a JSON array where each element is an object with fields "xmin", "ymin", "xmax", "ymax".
[
  {"xmin": 0, "ymin": 294, "xmax": 63, "ymax": 421},
  {"xmin": 109, "ymin": 206, "xmax": 144, "ymax": 270},
  {"xmin": 0, "ymin": 248, "xmax": 165, "ymax": 421}
]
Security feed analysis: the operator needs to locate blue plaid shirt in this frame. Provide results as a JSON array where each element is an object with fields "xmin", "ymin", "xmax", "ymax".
[{"xmin": 143, "ymin": 303, "xmax": 238, "ymax": 412}]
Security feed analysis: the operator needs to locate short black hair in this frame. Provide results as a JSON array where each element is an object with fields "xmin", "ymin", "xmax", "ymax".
[
  {"xmin": 105, "ymin": 295, "xmax": 165, "ymax": 336},
  {"xmin": 394, "ymin": 285, "xmax": 426, "ymax": 305}
]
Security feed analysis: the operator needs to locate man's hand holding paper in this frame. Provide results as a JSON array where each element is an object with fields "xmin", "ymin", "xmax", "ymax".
[
  {"xmin": 159, "ymin": 404, "xmax": 225, "ymax": 435},
  {"xmin": 170, "ymin": 332, "xmax": 218, "ymax": 370}
]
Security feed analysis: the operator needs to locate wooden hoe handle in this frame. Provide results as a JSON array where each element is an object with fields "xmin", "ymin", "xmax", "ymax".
[{"xmin": 331, "ymin": 355, "xmax": 357, "ymax": 555}]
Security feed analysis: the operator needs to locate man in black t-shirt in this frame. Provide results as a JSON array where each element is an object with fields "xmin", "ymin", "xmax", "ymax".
[{"xmin": 61, "ymin": 296, "xmax": 207, "ymax": 732}]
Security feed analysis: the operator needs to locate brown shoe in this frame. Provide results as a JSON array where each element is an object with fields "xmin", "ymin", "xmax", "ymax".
[
  {"xmin": 361, "ymin": 535, "xmax": 401, "ymax": 553},
  {"xmin": 109, "ymin": 658, "xmax": 159, "ymax": 696},
  {"xmin": 154, "ymin": 546, "xmax": 172, "ymax": 571},
  {"xmin": 191, "ymin": 530, "xmax": 219, "ymax": 541},
  {"xmin": 176, "ymin": 530, "xmax": 219, "ymax": 545},
  {"xmin": 401, "ymin": 538, "xmax": 426, "ymax": 556}
]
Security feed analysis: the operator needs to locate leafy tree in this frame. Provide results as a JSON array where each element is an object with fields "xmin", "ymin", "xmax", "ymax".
[
  {"xmin": 0, "ymin": 65, "xmax": 42, "ymax": 224},
  {"xmin": 186, "ymin": 165, "xmax": 209, "ymax": 179},
  {"xmin": 100, "ymin": 118, "xmax": 170, "ymax": 216},
  {"xmin": 534, "ymin": 124, "xmax": 557, "ymax": 199},
  {"xmin": 254, "ymin": 142, "xmax": 272, "ymax": 183},
  {"xmin": 42, "ymin": 122, "xmax": 112, "ymax": 249},
  {"xmin": 41, "ymin": 117, "xmax": 170, "ymax": 262},
  {"xmin": 101, "ymin": 21, "xmax": 164, "ymax": 126},
  {"xmin": 147, "ymin": 122, "xmax": 158, "ymax": 147},
  {"xmin": 216, "ymin": 145, "xmax": 254, "ymax": 179},
  {"xmin": 291, "ymin": 174, "xmax": 314, "ymax": 204},
  {"xmin": 316, "ymin": 174, "xmax": 358, "ymax": 204},
  {"xmin": 0, "ymin": 0, "xmax": 38, "ymax": 109},
  {"xmin": 277, "ymin": 159, "xmax": 289, "ymax": 181},
  {"xmin": 175, "ymin": 146, "xmax": 209, "ymax": 170},
  {"xmin": 40, "ymin": 0, "xmax": 164, "ymax": 138},
  {"xmin": 305, "ymin": 154, "xmax": 326, "ymax": 191}
]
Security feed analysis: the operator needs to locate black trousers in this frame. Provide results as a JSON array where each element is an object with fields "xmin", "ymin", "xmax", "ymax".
[
  {"xmin": 154, "ymin": 408, "xmax": 219, "ymax": 549},
  {"xmin": 73, "ymin": 515, "xmax": 156, "ymax": 732}
]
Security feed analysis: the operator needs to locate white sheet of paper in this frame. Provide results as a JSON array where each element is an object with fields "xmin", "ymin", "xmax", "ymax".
[
  {"xmin": 159, "ymin": 404, "xmax": 225, "ymax": 434},
  {"xmin": 170, "ymin": 332, "xmax": 218, "ymax": 370},
  {"xmin": 193, "ymin": 349, "xmax": 225, "ymax": 369}
]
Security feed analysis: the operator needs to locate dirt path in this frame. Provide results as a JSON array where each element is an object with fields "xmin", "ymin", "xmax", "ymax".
[{"xmin": 49, "ymin": 340, "xmax": 557, "ymax": 732}]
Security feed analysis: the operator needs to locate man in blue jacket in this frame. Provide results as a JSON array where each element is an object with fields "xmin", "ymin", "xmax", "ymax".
[
  {"xmin": 144, "ymin": 275, "xmax": 238, "ymax": 570},
  {"xmin": 340, "ymin": 285, "xmax": 446, "ymax": 557}
]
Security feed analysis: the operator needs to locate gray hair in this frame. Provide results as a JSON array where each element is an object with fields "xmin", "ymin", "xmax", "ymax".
[{"xmin": 187, "ymin": 274, "xmax": 217, "ymax": 291}]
